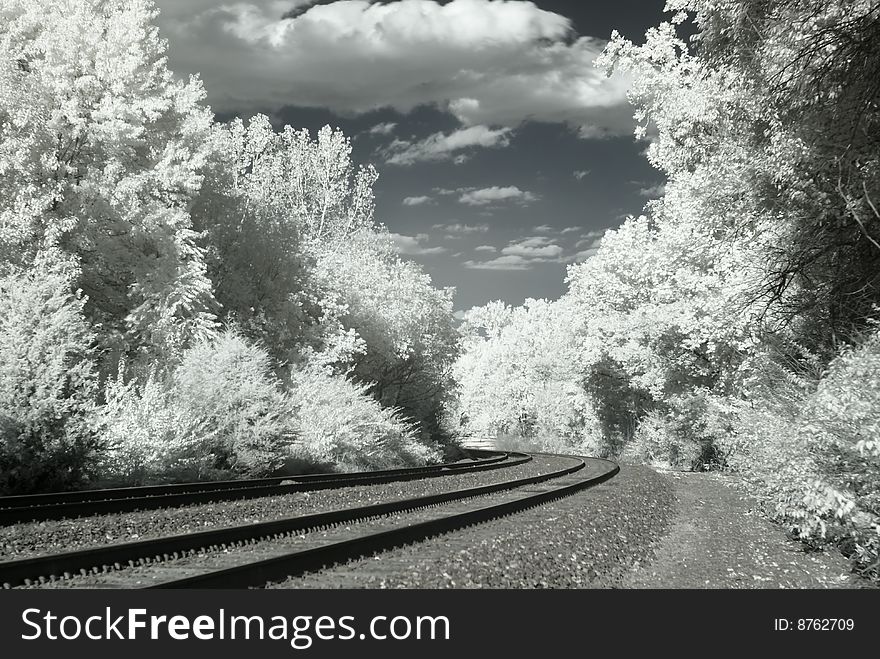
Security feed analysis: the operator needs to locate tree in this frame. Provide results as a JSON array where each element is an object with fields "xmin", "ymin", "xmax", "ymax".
[
  {"xmin": 599, "ymin": 0, "xmax": 880, "ymax": 352},
  {"xmin": 316, "ymin": 231, "xmax": 460, "ymax": 440},
  {"xmin": 196, "ymin": 114, "xmax": 459, "ymax": 439},
  {"xmin": 0, "ymin": 0, "xmax": 218, "ymax": 363},
  {"xmin": 453, "ymin": 297, "xmax": 596, "ymax": 449}
]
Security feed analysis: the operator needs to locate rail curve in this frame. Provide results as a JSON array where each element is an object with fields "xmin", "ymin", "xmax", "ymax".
[
  {"xmin": 0, "ymin": 449, "xmax": 524, "ymax": 525},
  {"xmin": 1, "ymin": 453, "xmax": 618, "ymax": 589}
]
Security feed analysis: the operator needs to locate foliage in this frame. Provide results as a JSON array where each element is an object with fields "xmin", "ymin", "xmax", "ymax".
[
  {"xmin": 452, "ymin": 298, "xmax": 602, "ymax": 454},
  {"xmin": 195, "ymin": 114, "xmax": 459, "ymax": 446},
  {"xmin": 0, "ymin": 255, "xmax": 101, "ymax": 493},
  {"xmin": 624, "ymin": 391, "xmax": 733, "ymax": 470},
  {"xmin": 0, "ymin": 0, "xmax": 219, "ymax": 363},
  {"xmin": 287, "ymin": 366, "xmax": 441, "ymax": 472},
  {"xmin": 193, "ymin": 116, "xmax": 370, "ymax": 365},
  {"xmin": 0, "ymin": 0, "xmax": 458, "ymax": 490},
  {"xmin": 99, "ymin": 332, "xmax": 295, "ymax": 483},
  {"xmin": 317, "ymin": 232, "xmax": 459, "ymax": 442}
]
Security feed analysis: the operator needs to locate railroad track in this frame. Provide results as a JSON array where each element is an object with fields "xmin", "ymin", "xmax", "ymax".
[
  {"xmin": 1, "ymin": 453, "xmax": 618, "ymax": 589},
  {"xmin": 0, "ymin": 449, "xmax": 523, "ymax": 524}
]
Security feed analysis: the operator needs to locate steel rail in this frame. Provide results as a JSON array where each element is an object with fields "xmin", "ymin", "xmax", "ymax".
[
  {"xmin": 149, "ymin": 456, "xmax": 619, "ymax": 589},
  {"xmin": 0, "ymin": 449, "xmax": 522, "ymax": 525},
  {"xmin": 0, "ymin": 454, "xmax": 607, "ymax": 589}
]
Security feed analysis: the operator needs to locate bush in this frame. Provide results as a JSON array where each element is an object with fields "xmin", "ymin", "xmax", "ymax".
[
  {"xmin": 99, "ymin": 332, "xmax": 296, "ymax": 483},
  {"xmin": 98, "ymin": 367, "xmax": 190, "ymax": 484},
  {"xmin": 705, "ymin": 331, "xmax": 880, "ymax": 579},
  {"xmin": 624, "ymin": 392, "xmax": 732, "ymax": 470},
  {"xmin": 0, "ymin": 259, "xmax": 102, "ymax": 493},
  {"xmin": 799, "ymin": 330, "xmax": 880, "ymax": 576},
  {"xmin": 287, "ymin": 366, "xmax": 441, "ymax": 472}
]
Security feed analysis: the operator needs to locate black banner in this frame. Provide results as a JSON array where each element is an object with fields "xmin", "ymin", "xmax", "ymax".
[{"xmin": 0, "ymin": 589, "xmax": 873, "ymax": 656}]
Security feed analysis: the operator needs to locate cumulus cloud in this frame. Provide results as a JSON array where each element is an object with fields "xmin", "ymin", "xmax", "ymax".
[
  {"xmin": 534, "ymin": 224, "xmax": 585, "ymax": 235},
  {"xmin": 461, "ymin": 230, "xmax": 609, "ymax": 269},
  {"xmin": 369, "ymin": 121, "xmax": 398, "ymax": 136},
  {"xmin": 575, "ymin": 229, "xmax": 606, "ymax": 246},
  {"xmin": 463, "ymin": 236, "xmax": 567, "ymax": 270},
  {"xmin": 155, "ymin": 0, "xmax": 632, "ymax": 137},
  {"xmin": 459, "ymin": 185, "xmax": 538, "ymax": 206},
  {"xmin": 566, "ymin": 232, "xmax": 606, "ymax": 261},
  {"xmin": 501, "ymin": 236, "xmax": 563, "ymax": 259},
  {"xmin": 402, "ymin": 195, "xmax": 433, "ymax": 206},
  {"xmin": 566, "ymin": 248, "xmax": 599, "ymax": 262},
  {"xmin": 389, "ymin": 232, "xmax": 447, "ymax": 255},
  {"xmin": 432, "ymin": 222, "xmax": 490, "ymax": 235},
  {"xmin": 638, "ymin": 183, "xmax": 667, "ymax": 198},
  {"xmin": 383, "ymin": 125, "xmax": 512, "ymax": 165},
  {"xmin": 463, "ymin": 254, "xmax": 536, "ymax": 271}
]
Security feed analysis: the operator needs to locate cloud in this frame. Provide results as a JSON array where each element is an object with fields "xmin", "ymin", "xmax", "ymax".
[
  {"xmin": 369, "ymin": 121, "xmax": 398, "ymax": 136},
  {"xmin": 463, "ymin": 235, "xmax": 568, "ymax": 270},
  {"xmin": 474, "ymin": 245, "xmax": 497, "ymax": 252},
  {"xmin": 463, "ymin": 254, "xmax": 536, "ymax": 271},
  {"xmin": 638, "ymin": 183, "xmax": 667, "ymax": 198},
  {"xmin": 389, "ymin": 232, "xmax": 447, "ymax": 256},
  {"xmin": 156, "ymin": 0, "xmax": 632, "ymax": 137},
  {"xmin": 568, "ymin": 233, "xmax": 605, "ymax": 261},
  {"xmin": 432, "ymin": 222, "xmax": 490, "ymax": 235},
  {"xmin": 383, "ymin": 125, "xmax": 512, "ymax": 165},
  {"xmin": 402, "ymin": 195, "xmax": 433, "ymax": 206},
  {"xmin": 501, "ymin": 236, "xmax": 563, "ymax": 259},
  {"xmin": 534, "ymin": 224, "xmax": 586, "ymax": 235},
  {"xmin": 566, "ymin": 248, "xmax": 599, "ymax": 262},
  {"xmin": 459, "ymin": 185, "xmax": 538, "ymax": 206},
  {"xmin": 573, "ymin": 169, "xmax": 590, "ymax": 180}
]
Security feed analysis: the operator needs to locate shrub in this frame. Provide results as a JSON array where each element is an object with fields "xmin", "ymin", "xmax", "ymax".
[
  {"xmin": 99, "ymin": 332, "xmax": 295, "ymax": 483},
  {"xmin": 0, "ymin": 259, "xmax": 102, "ymax": 493},
  {"xmin": 98, "ymin": 367, "xmax": 189, "ymax": 484},
  {"xmin": 287, "ymin": 366, "xmax": 441, "ymax": 472},
  {"xmin": 799, "ymin": 330, "xmax": 880, "ymax": 576},
  {"xmin": 706, "ymin": 331, "xmax": 880, "ymax": 579},
  {"xmin": 623, "ymin": 392, "xmax": 732, "ymax": 470}
]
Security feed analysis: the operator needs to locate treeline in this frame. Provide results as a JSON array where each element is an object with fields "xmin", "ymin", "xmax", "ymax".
[
  {"xmin": 0, "ymin": 0, "xmax": 458, "ymax": 493},
  {"xmin": 453, "ymin": 0, "xmax": 880, "ymax": 578}
]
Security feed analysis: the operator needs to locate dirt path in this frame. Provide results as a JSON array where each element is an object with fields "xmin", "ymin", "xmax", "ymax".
[{"xmin": 622, "ymin": 468, "xmax": 867, "ymax": 588}]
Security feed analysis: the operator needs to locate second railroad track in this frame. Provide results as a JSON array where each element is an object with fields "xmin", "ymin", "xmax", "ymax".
[{"xmin": 1, "ymin": 453, "xmax": 618, "ymax": 589}]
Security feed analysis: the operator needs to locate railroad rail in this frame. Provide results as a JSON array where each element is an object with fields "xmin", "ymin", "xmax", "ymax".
[
  {"xmin": 0, "ymin": 453, "xmax": 618, "ymax": 589},
  {"xmin": 0, "ymin": 449, "xmax": 523, "ymax": 525}
]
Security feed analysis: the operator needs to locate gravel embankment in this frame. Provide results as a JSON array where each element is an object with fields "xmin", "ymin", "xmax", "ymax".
[
  {"xmin": 273, "ymin": 463, "xmax": 676, "ymax": 588},
  {"xmin": 0, "ymin": 456, "xmax": 569, "ymax": 562}
]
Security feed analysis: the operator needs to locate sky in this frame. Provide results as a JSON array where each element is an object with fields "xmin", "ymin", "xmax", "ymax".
[{"xmin": 155, "ymin": 0, "xmax": 669, "ymax": 312}]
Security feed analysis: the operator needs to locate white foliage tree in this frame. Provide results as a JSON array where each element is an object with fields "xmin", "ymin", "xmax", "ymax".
[{"xmin": 0, "ymin": 0, "xmax": 218, "ymax": 361}]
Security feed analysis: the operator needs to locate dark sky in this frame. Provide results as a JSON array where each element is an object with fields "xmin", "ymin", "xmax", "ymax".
[{"xmin": 157, "ymin": 0, "xmax": 669, "ymax": 312}]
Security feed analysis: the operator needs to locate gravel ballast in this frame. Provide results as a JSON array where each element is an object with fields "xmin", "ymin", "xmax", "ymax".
[
  {"xmin": 28, "ymin": 459, "xmax": 591, "ymax": 588},
  {"xmin": 275, "ymin": 464, "xmax": 871, "ymax": 589},
  {"xmin": 273, "ymin": 463, "xmax": 676, "ymax": 588},
  {"xmin": 0, "ymin": 455, "xmax": 565, "ymax": 562}
]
